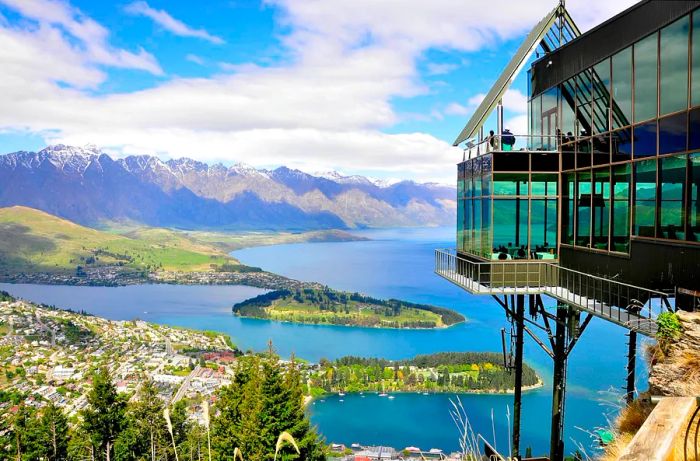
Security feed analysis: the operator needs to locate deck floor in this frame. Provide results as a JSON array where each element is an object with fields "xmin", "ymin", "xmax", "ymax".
[{"xmin": 436, "ymin": 269, "xmax": 658, "ymax": 336}]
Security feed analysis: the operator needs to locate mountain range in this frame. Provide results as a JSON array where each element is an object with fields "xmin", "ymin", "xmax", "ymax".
[{"xmin": 0, "ymin": 145, "xmax": 455, "ymax": 230}]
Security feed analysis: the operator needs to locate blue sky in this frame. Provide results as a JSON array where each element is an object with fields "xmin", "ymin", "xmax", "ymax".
[{"xmin": 0, "ymin": 0, "xmax": 635, "ymax": 182}]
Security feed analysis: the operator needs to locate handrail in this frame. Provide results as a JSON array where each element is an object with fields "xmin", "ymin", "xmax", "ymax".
[
  {"xmin": 462, "ymin": 134, "xmax": 559, "ymax": 161},
  {"xmin": 435, "ymin": 249, "xmax": 672, "ymax": 333}
]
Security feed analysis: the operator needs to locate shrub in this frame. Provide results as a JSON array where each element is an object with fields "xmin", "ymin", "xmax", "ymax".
[{"xmin": 656, "ymin": 312, "xmax": 682, "ymax": 343}]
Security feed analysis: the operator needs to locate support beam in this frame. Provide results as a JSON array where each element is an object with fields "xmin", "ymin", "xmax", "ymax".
[
  {"xmin": 512, "ymin": 294, "xmax": 525, "ymax": 460},
  {"xmin": 626, "ymin": 331, "xmax": 637, "ymax": 405},
  {"xmin": 550, "ymin": 303, "xmax": 568, "ymax": 461}
]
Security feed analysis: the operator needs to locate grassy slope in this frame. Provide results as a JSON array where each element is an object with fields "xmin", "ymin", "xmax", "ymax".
[
  {"xmin": 0, "ymin": 206, "xmax": 238, "ymax": 273},
  {"xmin": 267, "ymin": 298, "xmax": 445, "ymax": 328}
]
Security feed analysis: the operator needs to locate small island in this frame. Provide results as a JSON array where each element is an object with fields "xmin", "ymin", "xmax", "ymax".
[
  {"xmin": 232, "ymin": 288, "xmax": 465, "ymax": 329},
  {"xmin": 308, "ymin": 352, "xmax": 542, "ymax": 395}
]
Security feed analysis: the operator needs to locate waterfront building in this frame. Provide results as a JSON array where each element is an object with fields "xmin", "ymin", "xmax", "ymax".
[{"xmin": 436, "ymin": 1, "xmax": 700, "ymax": 460}]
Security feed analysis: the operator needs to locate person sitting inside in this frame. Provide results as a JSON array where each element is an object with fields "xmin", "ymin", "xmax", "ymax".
[
  {"xmin": 487, "ymin": 130, "xmax": 499, "ymax": 151},
  {"xmin": 516, "ymin": 245, "xmax": 527, "ymax": 259},
  {"xmin": 501, "ymin": 129, "xmax": 516, "ymax": 151}
]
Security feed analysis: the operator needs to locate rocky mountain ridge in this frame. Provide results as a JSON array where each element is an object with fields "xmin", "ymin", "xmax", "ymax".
[{"xmin": 0, "ymin": 145, "xmax": 455, "ymax": 230}]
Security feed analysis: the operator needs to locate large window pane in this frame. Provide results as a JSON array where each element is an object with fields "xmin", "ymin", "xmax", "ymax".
[
  {"xmin": 659, "ymin": 155, "xmax": 686, "ymax": 239},
  {"xmin": 592, "ymin": 59, "xmax": 611, "ymax": 134},
  {"xmin": 634, "ymin": 159, "xmax": 657, "ymax": 237},
  {"xmin": 530, "ymin": 95, "xmax": 542, "ymax": 150},
  {"xmin": 612, "ymin": 127, "xmax": 632, "ymax": 162},
  {"xmin": 660, "ymin": 16, "xmax": 690, "ymax": 115},
  {"xmin": 634, "ymin": 33, "xmax": 658, "ymax": 122},
  {"xmin": 531, "ymin": 199, "xmax": 557, "ymax": 258},
  {"xmin": 561, "ymin": 79, "xmax": 577, "ymax": 139},
  {"xmin": 493, "ymin": 174, "xmax": 528, "ymax": 196},
  {"xmin": 592, "ymin": 168, "xmax": 610, "ymax": 250},
  {"xmin": 692, "ymin": 13, "xmax": 700, "ymax": 107},
  {"xmin": 576, "ymin": 70, "xmax": 592, "ymax": 137},
  {"xmin": 659, "ymin": 112, "xmax": 688, "ymax": 154},
  {"xmin": 531, "ymin": 174, "xmax": 557, "ymax": 196},
  {"xmin": 457, "ymin": 197, "xmax": 465, "ymax": 251},
  {"xmin": 482, "ymin": 198, "xmax": 491, "ymax": 258},
  {"xmin": 493, "ymin": 199, "xmax": 528, "ymax": 259},
  {"xmin": 612, "ymin": 47, "xmax": 633, "ymax": 129},
  {"xmin": 576, "ymin": 171, "xmax": 592, "ymax": 246},
  {"xmin": 611, "ymin": 164, "xmax": 631, "ymax": 252},
  {"xmin": 689, "ymin": 153, "xmax": 700, "ymax": 241},
  {"xmin": 562, "ymin": 173, "xmax": 575, "ymax": 245},
  {"xmin": 633, "ymin": 121, "xmax": 657, "ymax": 157}
]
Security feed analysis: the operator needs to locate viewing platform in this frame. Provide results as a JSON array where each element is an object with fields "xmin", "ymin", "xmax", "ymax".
[{"xmin": 435, "ymin": 249, "xmax": 671, "ymax": 337}]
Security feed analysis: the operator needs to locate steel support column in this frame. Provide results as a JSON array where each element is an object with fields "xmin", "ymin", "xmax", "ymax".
[
  {"xmin": 550, "ymin": 303, "xmax": 568, "ymax": 461},
  {"xmin": 512, "ymin": 294, "xmax": 525, "ymax": 459},
  {"xmin": 626, "ymin": 331, "xmax": 637, "ymax": 405}
]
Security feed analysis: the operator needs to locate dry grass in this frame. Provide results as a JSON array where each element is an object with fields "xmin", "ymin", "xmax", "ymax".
[{"xmin": 615, "ymin": 398, "xmax": 655, "ymax": 434}]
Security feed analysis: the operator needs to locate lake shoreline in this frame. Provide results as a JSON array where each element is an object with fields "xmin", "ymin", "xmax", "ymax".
[
  {"xmin": 307, "ymin": 380, "xmax": 545, "ymax": 404},
  {"xmin": 234, "ymin": 312, "xmax": 466, "ymax": 330}
]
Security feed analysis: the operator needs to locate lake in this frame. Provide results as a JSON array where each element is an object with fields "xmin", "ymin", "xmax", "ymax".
[{"xmin": 0, "ymin": 226, "xmax": 648, "ymax": 457}]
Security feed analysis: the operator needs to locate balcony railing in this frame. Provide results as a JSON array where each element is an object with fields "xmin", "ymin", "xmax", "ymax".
[
  {"xmin": 463, "ymin": 134, "xmax": 559, "ymax": 160},
  {"xmin": 435, "ymin": 249, "xmax": 672, "ymax": 335}
]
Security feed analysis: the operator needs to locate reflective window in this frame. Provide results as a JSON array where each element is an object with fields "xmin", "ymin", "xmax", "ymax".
[
  {"xmin": 562, "ymin": 142, "xmax": 575, "ymax": 170},
  {"xmin": 611, "ymin": 128, "xmax": 632, "ymax": 162},
  {"xmin": 562, "ymin": 173, "xmax": 575, "ymax": 245},
  {"xmin": 481, "ymin": 198, "xmax": 491, "ymax": 258},
  {"xmin": 689, "ymin": 108, "xmax": 700, "ymax": 150},
  {"xmin": 457, "ymin": 197, "xmax": 465, "ymax": 251},
  {"xmin": 576, "ymin": 138, "xmax": 591, "ymax": 168},
  {"xmin": 576, "ymin": 171, "xmax": 592, "ymax": 246},
  {"xmin": 592, "ymin": 134, "xmax": 610, "ymax": 165},
  {"xmin": 634, "ymin": 159, "xmax": 657, "ymax": 237},
  {"xmin": 531, "ymin": 174, "xmax": 557, "ymax": 196},
  {"xmin": 634, "ymin": 33, "xmax": 658, "ymax": 122},
  {"xmin": 690, "ymin": 153, "xmax": 700, "ymax": 241},
  {"xmin": 576, "ymin": 70, "xmax": 592, "ymax": 137},
  {"xmin": 561, "ymin": 78, "xmax": 577, "ymax": 138},
  {"xmin": 693, "ymin": 13, "xmax": 700, "ymax": 107},
  {"xmin": 612, "ymin": 47, "xmax": 633, "ymax": 129},
  {"xmin": 592, "ymin": 59, "xmax": 611, "ymax": 134},
  {"xmin": 659, "ymin": 155, "xmax": 686, "ymax": 239},
  {"xmin": 492, "ymin": 199, "xmax": 528, "ymax": 259},
  {"xmin": 531, "ymin": 199, "xmax": 557, "ymax": 257},
  {"xmin": 541, "ymin": 87, "xmax": 559, "ymax": 150},
  {"xmin": 633, "ymin": 121, "xmax": 657, "ymax": 157},
  {"xmin": 592, "ymin": 168, "xmax": 610, "ymax": 250},
  {"xmin": 611, "ymin": 164, "xmax": 631, "ymax": 252},
  {"xmin": 659, "ymin": 112, "xmax": 688, "ymax": 154},
  {"xmin": 530, "ymin": 95, "xmax": 542, "ymax": 150},
  {"xmin": 660, "ymin": 15, "xmax": 690, "ymax": 115},
  {"xmin": 473, "ymin": 199, "xmax": 481, "ymax": 255},
  {"xmin": 493, "ymin": 174, "xmax": 528, "ymax": 196}
]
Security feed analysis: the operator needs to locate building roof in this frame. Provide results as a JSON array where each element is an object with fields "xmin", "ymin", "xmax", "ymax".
[{"xmin": 453, "ymin": 2, "xmax": 578, "ymax": 146}]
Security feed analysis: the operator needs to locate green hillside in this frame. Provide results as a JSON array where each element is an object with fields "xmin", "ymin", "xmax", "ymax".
[{"xmin": 0, "ymin": 206, "xmax": 240, "ymax": 274}]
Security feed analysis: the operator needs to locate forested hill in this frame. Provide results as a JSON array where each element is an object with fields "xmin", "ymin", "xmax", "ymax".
[
  {"xmin": 232, "ymin": 288, "xmax": 465, "ymax": 329},
  {"xmin": 311, "ymin": 352, "xmax": 541, "ymax": 394}
]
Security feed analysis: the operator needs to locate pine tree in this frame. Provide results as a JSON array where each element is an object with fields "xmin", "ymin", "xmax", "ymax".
[
  {"xmin": 39, "ymin": 403, "xmax": 69, "ymax": 461},
  {"xmin": 81, "ymin": 368, "xmax": 127, "ymax": 461}
]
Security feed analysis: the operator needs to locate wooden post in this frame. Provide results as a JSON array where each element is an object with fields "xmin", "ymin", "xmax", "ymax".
[{"xmin": 512, "ymin": 294, "xmax": 525, "ymax": 459}]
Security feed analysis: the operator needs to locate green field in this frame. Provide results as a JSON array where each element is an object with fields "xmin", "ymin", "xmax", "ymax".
[
  {"xmin": 0, "ymin": 206, "xmax": 240, "ymax": 274},
  {"xmin": 233, "ymin": 288, "xmax": 465, "ymax": 329}
]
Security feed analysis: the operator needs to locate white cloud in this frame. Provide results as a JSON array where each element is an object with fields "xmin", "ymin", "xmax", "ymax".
[
  {"xmin": 185, "ymin": 54, "xmax": 205, "ymax": 65},
  {"xmin": 0, "ymin": 0, "xmax": 638, "ymax": 183},
  {"xmin": 0, "ymin": 0, "xmax": 161, "ymax": 76},
  {"xmin": 125, "ymin": 1, "xmax": 224, "ymax": 45},
  {"xmin": 426, "ymin": 62, "xmax": 458, "ymax": 76}
]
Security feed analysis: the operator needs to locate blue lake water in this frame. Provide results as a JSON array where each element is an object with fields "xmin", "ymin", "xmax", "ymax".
[{"xmin": 0, "ymin": 226, "xmax": 649, "ymax": 457}]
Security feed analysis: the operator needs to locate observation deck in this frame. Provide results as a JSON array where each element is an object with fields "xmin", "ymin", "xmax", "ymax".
[{"xmin": 435, "ymin": 249, "xmax": 671, "ymax": 337}]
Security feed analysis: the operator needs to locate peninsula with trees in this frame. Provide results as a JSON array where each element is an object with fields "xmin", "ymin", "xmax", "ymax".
[
  {"xmin": 308, "ymin": 352, "xmax": 542, "ymax": 395},
  {"xmin": 232, "ymin": 288, "xmax": 465, "ymax": 329}
]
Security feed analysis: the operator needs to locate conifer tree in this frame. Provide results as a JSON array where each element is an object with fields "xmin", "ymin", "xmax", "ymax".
[
  {"xmin": 81, "ymin": 368, "xmax": 127, "ymax": 461},
  {"xmin": 39, "ymin": 403, "xmax": 69, "ymax": 461}
]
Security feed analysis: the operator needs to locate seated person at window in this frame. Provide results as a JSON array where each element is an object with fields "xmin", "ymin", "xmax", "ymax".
[
  {"xmin": 501, "ymin": 129, "xmax": 516, "ymax": 151},
  {"xmin": 516, "ymin": 245, "xmax": 527, "ymax": 259}
]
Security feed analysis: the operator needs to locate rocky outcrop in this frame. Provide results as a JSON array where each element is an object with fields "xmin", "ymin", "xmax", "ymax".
[{"xmin": 648, "ymin": 310, "xmax": 700, "ymax": 396}]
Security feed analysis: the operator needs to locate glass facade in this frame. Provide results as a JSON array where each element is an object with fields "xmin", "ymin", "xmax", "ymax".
[
  {"xmin": 458, "ymin": 7, "xmax": 700, "ymax": 261},
  {"xmin": 457, "ymin": 154, "xmax": 558, "ymax": 261},
  {"xmin": 524, "ymin": 8, "xmax": 700, "ymax": 254}
]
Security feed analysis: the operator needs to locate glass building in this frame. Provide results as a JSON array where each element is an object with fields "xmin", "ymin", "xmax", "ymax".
[{"xmin": 455, "ymin": 0, "xmax": 700, "ymax": 299}]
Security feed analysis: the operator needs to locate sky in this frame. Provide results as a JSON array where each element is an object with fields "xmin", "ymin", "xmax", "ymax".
[{"xmin": 0, "ymin": 0, "xmax": 637, "ymax": 183}]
